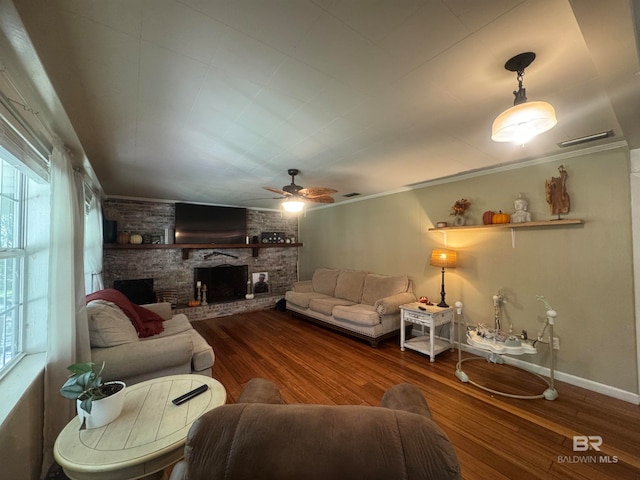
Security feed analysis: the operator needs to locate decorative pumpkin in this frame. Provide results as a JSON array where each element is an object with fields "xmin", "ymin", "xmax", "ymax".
[
  {"xmin": 116, "ymin": 232, "xmax": 130, "ymax": 244},
  {"xmin": 129, "ymin": 234, "xmax": 143, "ymax": 244},
  {"xmin": 492, "ymin": 211, "xmax": 510, "ymax": 224},
  {"xmin": 188, "ymin": 300, "xmax": 201, "ymax": 307},
  {"xmin": 482, "ymin": 211, "xmax": 495, "ymax": 225}
]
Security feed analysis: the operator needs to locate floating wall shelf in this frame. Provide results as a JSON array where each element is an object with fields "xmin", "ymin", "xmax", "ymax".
[
  {"xmin": 428, "ymin": 219, "xmax": 583, "ymax": 231},
  {"xmin": 429, "ymin": 219, "xmax": 584, "ymax": 248}
]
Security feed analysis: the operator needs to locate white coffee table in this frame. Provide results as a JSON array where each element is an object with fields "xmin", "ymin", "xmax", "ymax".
[{"xmin": 54, "ymin": 374, "xmax": 226, "ymax": 480}]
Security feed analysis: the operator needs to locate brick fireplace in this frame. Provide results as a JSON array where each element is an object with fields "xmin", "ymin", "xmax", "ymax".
[
  {"xmin": 194, "ymin": 265, "xmax": 249, "ymax": 303},
  {"xmin": 102, "ymin": 199, "xmax": 299, "ymax": 317}
]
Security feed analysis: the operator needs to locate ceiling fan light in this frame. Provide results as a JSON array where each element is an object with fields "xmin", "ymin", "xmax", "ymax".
[
  {"xmin": 282, "ymin": 199, "xmax": 305, "ymax": 213},
  {"xmin": 491, "ymin": 101, "xmax": 557, "ymax": 144}
]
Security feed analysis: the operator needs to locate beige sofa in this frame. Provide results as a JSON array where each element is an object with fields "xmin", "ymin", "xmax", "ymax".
[
  {"xmin": 285, "ymin": 268, "xmax": 416, "ymax": 346},
  {"xmin": 87, "ymin": 300, "xmax": 214, "ymax": 385}
]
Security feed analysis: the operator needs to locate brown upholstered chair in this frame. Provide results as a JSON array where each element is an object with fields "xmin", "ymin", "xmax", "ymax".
[{"xmin": 169, "ymin": 378, "xmax": 460, "ymax": 480}]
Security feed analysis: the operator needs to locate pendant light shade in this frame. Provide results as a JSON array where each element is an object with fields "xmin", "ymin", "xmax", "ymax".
[
  {"xmin": 282, "ymin": 198, "xmax": 305, "ymax": 213},
  {"xmin": 492, "ymin": 52, "xmax": 556, "ymax": 145},
  {"xmin": 491, "ymin": 101, "xmax": 557, "ymax": 144}
]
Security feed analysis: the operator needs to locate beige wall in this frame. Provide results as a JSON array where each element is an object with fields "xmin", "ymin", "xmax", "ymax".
[
  {"xmin": 0, "ymin": 371, "xmax": 44, "ymax": 480},
  {"xmin": 299, "ymin": 147, "xmax": 638, "ymax": 394}
]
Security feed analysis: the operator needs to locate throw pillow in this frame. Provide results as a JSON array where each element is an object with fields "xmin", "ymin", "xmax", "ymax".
[
  {"xmin": 87, "ymin": 300, "xmax": 139, "ymax": 348},
  {"xmin": 86, "ymin": 289, "xmax": 164, "ymax": 337}
]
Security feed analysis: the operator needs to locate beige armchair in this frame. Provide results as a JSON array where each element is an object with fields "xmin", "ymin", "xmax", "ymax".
[
  {"xmin": 87, "ymin": 300, "xmax": 214, "ymax": 385},
  {"xmin": 170, "ymin": 378, "xmax": 460, "ymax": 480}
]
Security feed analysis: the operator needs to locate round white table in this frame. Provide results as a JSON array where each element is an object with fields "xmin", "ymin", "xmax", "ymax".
[{"xmin": 54, "ymin": 374, "xmax": 226, "ymax": 480}]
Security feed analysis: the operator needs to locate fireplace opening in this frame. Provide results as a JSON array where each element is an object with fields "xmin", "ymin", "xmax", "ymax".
[
  {"xmin": 194, "ymin": 265, "xmax": 248, "ymax": 303},
  {"xmin": 113, "ymin": 278, "xmax": 155, "ymax": 304}
]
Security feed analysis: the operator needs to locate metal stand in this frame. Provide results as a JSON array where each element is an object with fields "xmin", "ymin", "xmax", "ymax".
[
  {"xmin": 437, "ymin": 267, "xmax": 448, "ymax": 307},
  {"xmin": 454, "ymin": 300, "xmax": 558, "ymax": 401}
]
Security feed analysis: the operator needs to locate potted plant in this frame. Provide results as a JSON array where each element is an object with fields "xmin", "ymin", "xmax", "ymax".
[{"xmin": 59, "ymin": 361, "xmax": 126, "ymax": 430}]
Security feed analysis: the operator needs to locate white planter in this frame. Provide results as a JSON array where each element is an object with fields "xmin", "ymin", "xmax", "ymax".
[{"xmin": 76, "ymin": 381, "xmax": 126, "ymax": 429}]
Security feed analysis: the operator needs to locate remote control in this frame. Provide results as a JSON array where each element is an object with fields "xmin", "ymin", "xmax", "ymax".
[
  {"xmin": 172, "ymin": 384, "xmax": 208, "ymax": 405},
  {"xmin": 418, "ymin": 305, "xmax": 426, "ymax": 311}
]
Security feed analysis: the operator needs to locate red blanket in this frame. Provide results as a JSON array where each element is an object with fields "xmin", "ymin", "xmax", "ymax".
[{"xmin": 86, "ymin": 289, "xmax": 164, "ymax": 338}]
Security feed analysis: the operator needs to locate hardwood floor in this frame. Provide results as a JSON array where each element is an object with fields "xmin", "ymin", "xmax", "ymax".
[{"xmin": 193, "ymin": 309, "xmax": 640, "ymax": 480}]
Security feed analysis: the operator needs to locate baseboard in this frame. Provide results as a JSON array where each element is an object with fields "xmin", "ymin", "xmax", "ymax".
[{"xmin": 458, "ymin": 343, "xmax": 640, "ymax": 405}]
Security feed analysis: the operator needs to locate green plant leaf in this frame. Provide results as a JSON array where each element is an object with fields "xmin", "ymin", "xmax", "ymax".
[
  {"xmin": 60, "ymin": 382, "xmax": 85, "ymax": 399},
  {"xmin": 60, "ymin": 361, "xmax": 108, "ymax": 411},
  {"xmin": 66, "ymin": 363, "xmax": 94, "ymax": 375},
  {"xmin": 80, "ymin": 397, "xmax": 93, "ymax": 414}
]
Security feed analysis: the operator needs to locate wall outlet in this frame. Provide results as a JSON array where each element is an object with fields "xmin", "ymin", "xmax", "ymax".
[{"xmin": 553, "ymin": 336, "xmax": 560, "ymax": 350}]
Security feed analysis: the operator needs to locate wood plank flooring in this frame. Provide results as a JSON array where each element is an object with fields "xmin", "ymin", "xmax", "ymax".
[{"xmin": 193, "ymin": 309, "xmax": 640, "ymax": 480}]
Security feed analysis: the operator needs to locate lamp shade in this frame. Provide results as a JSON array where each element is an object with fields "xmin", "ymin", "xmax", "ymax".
[
  {"xmin": 282, "ymin": 198, "xmax": 305, "ymax": 213},
  {"xmin": 430, "ymin": 248, "xmax": 457, "ymax": 268},
  {"xmin": 491, "ymin": 101, "xmax": 557, "ymax": 144}
]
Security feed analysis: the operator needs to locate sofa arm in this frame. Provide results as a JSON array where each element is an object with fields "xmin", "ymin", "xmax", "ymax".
[
  {"xmin": 292, "ymin": 280, "xmax": 314, "ymax": 293},
  {"xmin": 381, "ymin": 383, "xmax": 432, "ymax": 419},
  {"xmin": 140, "ymin": 302, "xmax": 173, "ymax": 320},
  {"xmin": 375, "ymin": 291, "xmax": 417, "ymax": 315},
  {"xmin": 92, "ymin": 333, "xmax": 193, "ymax": 381}
]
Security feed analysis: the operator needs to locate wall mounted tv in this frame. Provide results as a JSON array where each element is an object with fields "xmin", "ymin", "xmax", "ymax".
[{"xmin": 174, "ymin": 203, "xmax": 247, "ymax": 244}]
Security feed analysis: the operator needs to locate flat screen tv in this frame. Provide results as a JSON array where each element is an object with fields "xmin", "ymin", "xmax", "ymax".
[{"xmin": 174, "ymin": 203, "xmax": 247, "ymax": 244}]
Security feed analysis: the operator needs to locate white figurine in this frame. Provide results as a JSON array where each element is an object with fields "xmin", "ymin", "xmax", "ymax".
[{"xmin": 511, "ymin": 193, "xmax": 531, "ymax": 223}]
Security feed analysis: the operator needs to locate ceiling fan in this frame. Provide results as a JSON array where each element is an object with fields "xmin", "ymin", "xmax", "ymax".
[{"xmin": 263, "ymin": 169, "xmax": 337, "ymax": 205}]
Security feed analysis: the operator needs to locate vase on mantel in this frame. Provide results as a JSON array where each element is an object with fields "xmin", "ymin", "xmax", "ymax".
[{"xmin": 453, "ymin": 214, "xmax": 466, "ymax": 227}]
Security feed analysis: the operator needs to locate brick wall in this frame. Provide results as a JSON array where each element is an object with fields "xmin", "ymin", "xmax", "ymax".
[{"xmin": 102, "ymin": 199, "xmax": 299, "ymax": 315}]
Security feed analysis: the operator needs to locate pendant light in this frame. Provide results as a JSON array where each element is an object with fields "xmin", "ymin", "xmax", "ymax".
[{"xmin": 491, "ymin": 52, "xmax": 557, "ymax": 145}]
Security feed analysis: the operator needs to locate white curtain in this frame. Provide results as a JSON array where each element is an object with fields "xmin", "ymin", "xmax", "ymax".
[
  {"xmin": 85, "ymin": 193, "xmax": 104, "ymax": 293},
  {"xmin": 41, "ymin": 145, "xmax": 91, "ymax": 475}
]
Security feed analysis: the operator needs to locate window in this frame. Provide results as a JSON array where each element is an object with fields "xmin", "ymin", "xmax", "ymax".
[
  {"xmin": 0, "ymin": 117, "xmax": 50, "ymax": 379},
  {"xmin": 0, "ymin": 157, "xmax": 26, "ymax": 376}
]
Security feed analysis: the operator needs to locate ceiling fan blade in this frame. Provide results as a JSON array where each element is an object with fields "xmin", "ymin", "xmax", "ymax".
[
  {"xmin": 263, "ymin": 186, "xmax": 290, "ymax": 196},
  {"xmin": 299, "ymin": 187, "xmax": 337, "ymax": 197},
  {"xmin": 306, "ymin": 195, "xmax": 335, "ymax": 204},
  {"xmin": 244, "ymin": 196, "xmax": 287, "ymax": 200}
]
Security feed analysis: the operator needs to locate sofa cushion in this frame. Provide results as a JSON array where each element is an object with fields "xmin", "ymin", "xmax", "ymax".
[
  {"xmin": 153, "ymin": 313, "xmax": 193, "ymax": 338},
  {"xmin": 333, "ymin": 304, "xmax": 380, "ymax": 326},
  {"xmin": 140, "ymin": 302, "xmax": 173, "ymax": 321},
  {"xmin": 309, "ymin": 297, "xmax": 356, "ymax": 316},
  {"xmin": 87, "ymin": 300, "xmax": 139, "ymax": 347},
  {"xmin": 312, "ymin": 268, "xmax": 340, "ymax": 296},
  {"xmin": 334, "ymin": 270, "xmax": 367, "ymax": 303},
  {"xmin": 285, "ymin": 291, "xmax": 331, "ymax": 309},
  {"xmin": 140, "ymin": 314, "xmax": 214, "ymax": 373},
  {"xmin": 361, "ymin": 274, "xmax": 410, "ymax": 306}
]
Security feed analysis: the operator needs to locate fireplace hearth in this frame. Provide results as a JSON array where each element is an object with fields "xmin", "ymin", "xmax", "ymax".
[{"xmin": 194, "ymin": 265, "xmax": 248, "ymax": 303}]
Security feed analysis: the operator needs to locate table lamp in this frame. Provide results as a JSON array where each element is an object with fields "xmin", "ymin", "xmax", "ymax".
[{"xmin": 430, "ymin": 248, "xmax": 457, "ymax": 307}]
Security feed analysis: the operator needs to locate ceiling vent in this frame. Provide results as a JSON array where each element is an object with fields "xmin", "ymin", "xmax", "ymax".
[{"xmin": 558, "ymin": 130, "xmax": 614, "ymax": 148}]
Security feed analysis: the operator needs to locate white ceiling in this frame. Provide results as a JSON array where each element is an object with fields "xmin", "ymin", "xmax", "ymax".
[{"xmin": 7, "ymin": 0, "xmax": 640, "ymax": 209}]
